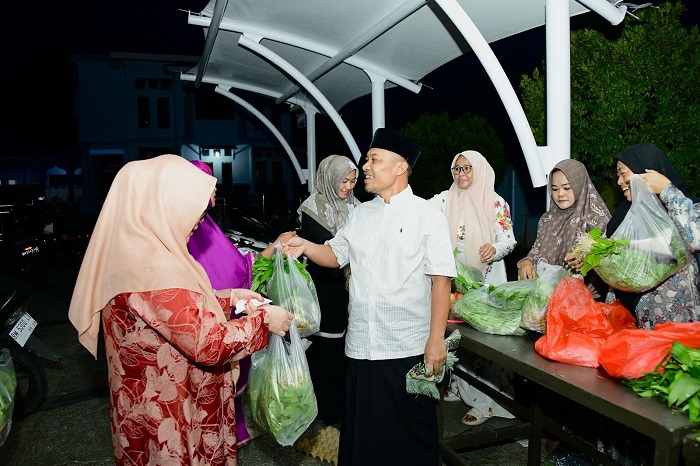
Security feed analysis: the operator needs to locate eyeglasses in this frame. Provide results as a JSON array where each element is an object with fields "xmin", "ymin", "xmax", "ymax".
[{"xmin": 451, "ymin": 165, "xmax": 473, "ymax": 175}]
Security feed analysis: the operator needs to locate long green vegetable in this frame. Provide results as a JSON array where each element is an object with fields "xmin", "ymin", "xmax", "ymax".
[
  {"xmin": 623, "ymin": 341, "xmax": 700, "ymax": 432},
  {"xmin": 251, "ymin": 254, "xmax": 311, "ymax": 295},
  {"xmin": 451, "ymin": 287, "xmax": 526, "ymax": 336}
]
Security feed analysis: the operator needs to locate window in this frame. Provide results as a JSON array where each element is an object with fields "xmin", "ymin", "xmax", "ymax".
[
  {"xmin": 134, "ymin": 78, "xmax": 173, "ymax": 131},
  {"xmin": 157, "ymin": 97, "xmax": 170, "ymax": 129},
  {"xmin": 137, "ymin": 96, "xmax": 150, "ymax": 129}
]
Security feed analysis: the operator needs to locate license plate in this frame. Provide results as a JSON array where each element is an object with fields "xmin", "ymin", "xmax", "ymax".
[{"xmin": 9, "ymin": 313, "xmax": 38, "ymax": 347}]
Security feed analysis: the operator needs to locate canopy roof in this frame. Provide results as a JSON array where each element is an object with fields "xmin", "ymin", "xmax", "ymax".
[
  {"xmin": 182, "ymin": 0, "xmax": 628, "ymax": 188},
  {"xmin": 186, "ymin": 0, "xmax": 590, "ymax": 111}
]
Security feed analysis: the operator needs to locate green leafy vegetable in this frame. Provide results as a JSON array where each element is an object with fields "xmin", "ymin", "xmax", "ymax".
[
  {"xmin": 623, "ymin": 341, "xmax": 700, "ymax": 427},
  {"xmin": 251, "ymin": 254, "xmax": 311, "ymax": 295},
  {"xmin": 452, "ymin": 251, "xmax": 484, "ymax": 294},
  {"xmin": 572, "ymin": 228, "xmax": 630, "ymax": 276},
  {"xmin": 0, "ymin": 349, "xmax": 17, "ymax": 446},
  {"xmin": 451, "ymin": 287, "xmax": 526, "ymax": 336}
]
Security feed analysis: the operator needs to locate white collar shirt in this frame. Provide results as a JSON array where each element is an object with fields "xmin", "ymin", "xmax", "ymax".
[{"xmin": 327, "ymin": 185, "xmax": 456, "ymax": 360}]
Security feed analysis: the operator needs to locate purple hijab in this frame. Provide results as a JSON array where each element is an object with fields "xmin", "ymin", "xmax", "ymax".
[{"xmin": 187, "ymin": 160, "xmax": 253, "ymax": 290}]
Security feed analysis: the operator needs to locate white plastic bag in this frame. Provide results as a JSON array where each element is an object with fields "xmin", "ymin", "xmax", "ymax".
[
  {"xmin": 266, "ymin": 244, "xmax": 321, "ymax": 337},
  {"xmin": 248, "ymin": 322, "xmax": 318, "ymax": 446},
  {"xmin": 520, "ymin": 263, "xmax": 569, "ymax": 333},
  {"xmin": 598, "ymin": 175, "xmax": 688, "ymax": 292}
]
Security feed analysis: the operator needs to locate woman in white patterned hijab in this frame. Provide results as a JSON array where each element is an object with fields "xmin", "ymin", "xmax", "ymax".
[{"xmin": 298, "ymin": 155, "xmax": 360, "ymax": 235}]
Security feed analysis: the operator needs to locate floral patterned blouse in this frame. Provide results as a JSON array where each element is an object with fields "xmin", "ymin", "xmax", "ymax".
[
  {"xmin": 429, "ymin": 192, "xmax": 516, "ymax": 285},
  {"xmin": 102, "ymin": 288, "xmax": 269, "ymax": 466},
  {"xmin": 607, "ymin": 183, "xmax": 700, "ymax": 329},
  {"xmin": 660, "ymin": 183, "xmax": 700, "ymax": 253}
]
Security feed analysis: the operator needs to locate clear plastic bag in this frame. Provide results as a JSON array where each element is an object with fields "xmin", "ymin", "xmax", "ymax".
[
  {"xmin": 452, "ymin": 259, "xmax": 485, "ymax": 294},
  {"xmin": 451, "ymin": 286, "xmax": 526, "ymax": 336},
  {"xmin": 266, "ymin": 244, "xmax": 321, "ymax": 337},
  {"xmin": 520, "ymin": 263, "xmax": 569, "ymax": 333},
  {"xmin": 248, "ymin": 322, "xmax": 318, "ymax": 446},
  {"xmin": 598, "ymin": 175, "xmax": 688, "ymax": 292},
  {"xmin": 0, "ymin": 348, "xmax": 17, "ymax": 447}
]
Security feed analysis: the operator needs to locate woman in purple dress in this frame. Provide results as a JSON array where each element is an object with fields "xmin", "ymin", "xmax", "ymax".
[{"xmin": 187, "ymin": 160, "xmax": 294, "ymax": 446}]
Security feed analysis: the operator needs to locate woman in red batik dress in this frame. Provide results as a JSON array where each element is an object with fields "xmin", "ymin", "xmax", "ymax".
[{"xmin": 68, "ymin": 154, "xmax": 293, "ymax": 466}]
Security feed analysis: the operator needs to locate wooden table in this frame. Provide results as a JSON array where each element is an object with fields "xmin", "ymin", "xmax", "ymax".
[{"xmin": 440, "ymin": 324, "xmax": 699, "ymax": 466}]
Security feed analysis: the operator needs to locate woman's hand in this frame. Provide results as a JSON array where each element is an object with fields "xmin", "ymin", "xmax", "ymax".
[
  {"xmin": 478, "ymin": 243, "xmax": 496, "ymax": 263},
  {"xmin": 230, "ymin": 288, "xmax": 264, "ymax": 303},
  {"xmin": 263, "ymin": 305, "xmax": 294, "ymax": 336},
  {"xmin": 639, "ymin": 169, "xmax": 671, "ymax": 195},
  {"xmin": 564, "ymin": 252, "xmax": 583, "ymax": 273},
  {"xmin": 517, "ymin": 260, "xmax": 537, "ymax": 280},
  {"xmin": 281, "ymin": 236, "xmax": 307, "ymax": 259}
]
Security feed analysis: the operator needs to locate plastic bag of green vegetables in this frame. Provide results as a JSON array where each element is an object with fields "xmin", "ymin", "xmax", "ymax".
[
  {"xmin": 248, "ymin": 321, "xmax": 318, "ymax": 446},
  {"xmin": 572, "ymin": 176, "xmax": 688, "ymax": 293},
  {"xmin": 452, "ymin": 256, "xmax": 485, "ymax": 294},
  {"xmin": 520, "ymin": 263, "xmax": 569, "ymax": 333},
  {"xmin": 451, "ymin": 286, "xmax": 526, "ymax": 336},
  {"xmin": 487, "ymin": 279, "xmax": 537, "ymax": 312},
  {"xmin": 0, "ymin": 349, "xmax": 17, "ymax": 447},
  {"xmin": 267, "ymin": 244, "xmax": 321, "ymax": 337}
]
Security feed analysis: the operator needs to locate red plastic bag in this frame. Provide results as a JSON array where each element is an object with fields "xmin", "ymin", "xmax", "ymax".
[
  {"xmin": 599, "ymin": 321, "xmax": 700, "ymax": 379},
  {"xmin": 534, "ymin": 277, "xmax": 637, "ymax": 367}
]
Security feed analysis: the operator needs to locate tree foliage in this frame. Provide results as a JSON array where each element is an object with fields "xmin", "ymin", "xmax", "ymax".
[
  {"xmin": 399, "ymin": 111, "xmax": 507, "ymax": 198},
  {"xmin": 520, "ymin": 2, "xmax": 700, "ymax": 197}
]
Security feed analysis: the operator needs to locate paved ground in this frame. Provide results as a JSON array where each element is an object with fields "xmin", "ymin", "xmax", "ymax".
[{"xmin": 0, "ymin": 259, "xmax": 544, "ymax": 466}]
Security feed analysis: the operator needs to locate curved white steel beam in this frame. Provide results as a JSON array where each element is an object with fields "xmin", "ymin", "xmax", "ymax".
[
  {"xmin": 275, "ymin": 0, "xmax": 428, "ymax": 105},
  {"xmin": 188, "ymin": 14, "xmax": 422, "ymax": 95},
  {"xmin": 434, "ymin": 0, "xmax": 547, "ymax": 187},
  {"xmin": 214, "ymin": 86, "xmax": 308, "ymax": 185},
  {"xmin": 180, "ymin": 73, "xmax": 318, "ymax": 111},
  {"xmin": 238, "ymin": 34, "xmax": 362, "ymax": 164}
]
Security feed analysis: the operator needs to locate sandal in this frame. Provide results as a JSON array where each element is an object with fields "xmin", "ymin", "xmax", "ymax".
[{"xmin": 461, "ymin": 408, "xmax": 490, "ymax": 426}]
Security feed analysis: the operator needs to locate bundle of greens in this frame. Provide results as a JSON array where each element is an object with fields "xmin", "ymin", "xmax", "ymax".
[
  {"xmin": 573, "ymin": 228, "xmax": 687, "ymax": 292},
  {"xmin": 248, "ymin": 323, "xmax": 318, "ymax": 447},
  {"xmin": 249, "ymin": 362, "xmax": 318, "ymax": 446},
  {"xmin": 251, "ymin": 253, "xmax": 312, "ymax": 295},
  {"xmin": 451, "ymin": 287, "xmax": 526, "ymax": 336},
  {"xmin": 623, "ymin": 341, "xmax": 700, "ymax": 428},
  {"xmin": 520, "ymin": 264, "xmax": 568, "ymax": 334},
  {"xmin": 487, "ymin": 279, "xmax": 536, "ymax": 312},
  {"xmin": 0, "ymin": 349, "xmax": 17, "ymax": 447},
  {"xmin": 452, "ymin": 257, "xmax": 484, "ymax": 294},
  {"xmin": 266, "ymin": 246, "xmax": 321, "ymax": 337}
]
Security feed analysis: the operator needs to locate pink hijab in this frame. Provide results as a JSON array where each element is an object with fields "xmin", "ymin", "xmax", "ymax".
[
  {"xmin": 444, "ymin": 150, "xmax": 496, "ymax": 273},
  {"xmin": 68, "ymin": 155, "xmax": 219, "ymax": 357}
]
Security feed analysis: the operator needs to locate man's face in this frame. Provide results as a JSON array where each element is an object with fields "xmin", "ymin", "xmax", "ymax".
[{"xmin": 362, "ymin": 148, "xmax": 401, "ymax": 195}]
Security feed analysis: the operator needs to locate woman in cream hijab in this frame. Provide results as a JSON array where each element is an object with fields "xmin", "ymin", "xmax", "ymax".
[
  {"xmin": 429, "ymin": 150, "xmax": 516, "ymax": 285},
  {"xmin": 429, "ymin": 150, "xmax": 517, "ymax": 426},
  {"xmin": 68, "ymin": 154, "xmax": 292, "ymax": 466}
]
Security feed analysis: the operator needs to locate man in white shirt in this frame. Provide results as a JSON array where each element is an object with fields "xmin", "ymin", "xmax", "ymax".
[{"xmin": 283, "ymin": 128, "xmax": 456, "ymax": 466}]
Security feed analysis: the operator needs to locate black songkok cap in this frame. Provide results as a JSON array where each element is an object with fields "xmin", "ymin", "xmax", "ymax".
[{"xmin": 369, "ymin": 128, "xmax": 421, "ymax": 167}]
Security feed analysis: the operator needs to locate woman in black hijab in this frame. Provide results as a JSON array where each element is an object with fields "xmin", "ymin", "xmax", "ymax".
[{"xmin": 606, "ymin": 143, "xmax": 700, "ymax": 329}]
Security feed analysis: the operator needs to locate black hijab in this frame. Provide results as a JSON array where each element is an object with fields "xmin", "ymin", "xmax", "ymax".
[
  {"xmin": 606, "ymin": 143, "xmax": 692, "ymax": 235},
  {"xmin": 605, "ymin": 143, "xmax": 692, "ymax": 313}
]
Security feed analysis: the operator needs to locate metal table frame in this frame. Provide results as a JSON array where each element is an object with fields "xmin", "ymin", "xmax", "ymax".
[{"xmin": 439, "ymin": 324, "xmax": 698, "ymax": 466}]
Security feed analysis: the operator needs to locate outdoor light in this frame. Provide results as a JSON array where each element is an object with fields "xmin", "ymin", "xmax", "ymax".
[
  {"xmin": 576, "ymin": 0, "xmax": 628, "ymax": 25},
  {"xmin": 214, "ymin": 150, "xmax": 221, "ymax": 157}
]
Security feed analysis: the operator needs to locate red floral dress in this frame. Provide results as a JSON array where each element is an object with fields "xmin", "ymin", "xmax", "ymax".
[{"xmin": 102, "ymin": 289, "xmax": 269, "ymax": 466}]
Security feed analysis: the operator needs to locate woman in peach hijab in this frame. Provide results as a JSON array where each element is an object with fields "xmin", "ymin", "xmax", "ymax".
[{"xmin": 68, "ymin": 154, "xmax": 292, "ymax": 466}]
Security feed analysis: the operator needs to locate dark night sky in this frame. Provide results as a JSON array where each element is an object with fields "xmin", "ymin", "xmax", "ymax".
[{"xmin": 1, "ymin": 1, "xmax": 697, "ymax": 158}]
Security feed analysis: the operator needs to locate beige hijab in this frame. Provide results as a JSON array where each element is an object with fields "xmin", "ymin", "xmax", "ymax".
[
  {"xmin": 444, "ymin": 151, "xmax": 496, "ymax": 273},
  {"xmin": 68, "ymin": 154, "xmax": 220, "ymax": 358}
]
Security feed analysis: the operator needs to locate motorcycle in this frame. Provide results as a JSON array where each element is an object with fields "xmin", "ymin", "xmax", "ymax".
[
  {"xmin": 0, "ymin": 291, "xmax": 61, "ymax": 419},
  {"xmin": 0, "ymin": 206, "xmax": 45, "ymax": 277}
]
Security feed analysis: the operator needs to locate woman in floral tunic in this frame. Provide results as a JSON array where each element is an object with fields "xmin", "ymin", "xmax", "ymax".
[
  {"xmin": 429, "ymin": 150, "xmax": 516, "ymax": 426},
  {"xmin": 68, "ymin": 155, "xmax": 293, "ymax": 466},
  {"xmin": 607, "ymin": 143, "xmax": 699, "ymax": 330}
]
